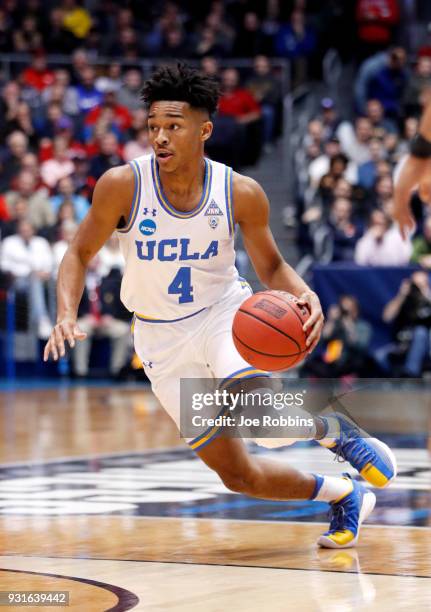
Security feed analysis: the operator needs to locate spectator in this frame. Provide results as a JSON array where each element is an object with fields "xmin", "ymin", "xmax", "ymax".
[
  {"xmin": 194, "ymin": 25, "xmax": 227, "ymax": 59},
  {"xmin": 109, "ymin": 27, "xmax": 142, "ymax": 59},
  {"xmin": 365, "ymin": 98, "xmax": 398, "ymax": 136},
  {"xmin": 52, "ymin": 219, "xmax": 78, "ymax": 274},
  {"xmin": 116, "ymin": 69, "xmax": 143, "ymax": 112},
  {"xmin": 3, "ymin": 101, "xmax": 37, "ymax": 146},
  {"xmin": 354, "ymin": 47, "xmax": 405, "ymax": 114},
  {"xmin": 327, "ymin": 197, "xmax": 363, "ymax": 261},
  {"xmin": 367, "ymin": 47, "xmax": 408, "ymax": 118},
  {"xmin": 50, "ymin": 176, "xmax": 90, "ymax": 223},
  {"xmin": 246, "ymin": 55, "xmax": 281, "ymax": 146},
  {"xmin": 40, "ymin": 136, "xmax": 75, "ymax": 189},
  {"xmin": 318, "ymin": 98, "xmax": 342, "ymax": 141},
  {"xmin": 61, "ymin": 0, "xmax": 92, "ymax": 40},
  {"xmin": 12, "ymin": 15, "xmax": 43, "ymax": 53},
  {"xmin": 44, "ymin": 8, "xmax": 78, "ymax": 54},
  {"xmin": 95, "ymin": 63, "xmax": 123, "ymax": 95},
  {"xmin": 338, "ymin": 116, "xmax": 373, "ymax": 165},
  {"xmin": 200, "ymin": 56, "xmax": 220, "ymax": 79},
  {"xmin": 354, "ymin": 209, "xmax": 412, "ymax": 265},
  {"xmin": 1, "ymin": 197, "xmax": 30, "ymax": 238},
  {"xmin": 233, "ymin": 12, "xmax": 268, "ymax": 57},
  {"xmin": 42, "ymin": 69, "xmax": 79, "ymax": 116},
  {"xmin": 20, "ymin": 50, "xmax": 55, "ymax": 92},
  {"xmin": 0, "ymin": 81, "xmax": 21, "ymax": 137},
  {"xmin": 0, "ymin": 131, "xmax": 29, "ymax": 190},
  {"xmin": 318, "ymin": 155, "xmax": 353, "ymax": 208},
  {"xmin": 89, "ymin": 132, "xmax": 123, "ymax": 181},
  {"xmin": 0, "ymin": 220, "xmax": 53, "ymax": 338},
  {"xmin": 75, "ymin": 66, "xmax": 103, "ymax": 114},
  {"xmin": 376, "ymin": 271, "xmax": 431, "ymax": 377},
  {"xmin": 411, "ymin": 217, "xmax": 431, "ymax": 269},
  {"xmin": 2, "ymin": 169, "xmax": 54, "ymax": 230},
  {"xmin": 84, "ymin": 90, "xmax": 132, "ymax": 140},
  {"xmin": 219, "ymin": 70, "xmax": 259, "ymax": 120},
  {"xmin": 41, "ymin": 200, "xmax": 78, "ymax": 243},
  {"xmin": 70, "ymin": 234, "xmax": 130, "ymax": 378},
  {"xmin": 309, "ymin": 140, "xmax": 357, "ymax": 188},
  {"xmin": 274, "ymin": 9, "xmax": 317, "ymax": 86},
  {"xmin": 218, "ymin": 68, "xmax": 262, "ymax": 165},
  {"xmin": 355, "ymin": 0, "xmax": 400, "ymax": 59},
  {"xmin": 357, "ymin": 137, "xmax": 384, "ymax": 190},
  {"xmin": 304, "ymin": 295, "xmax": 372, "ymax": 377},
  {"xmin": 403, "ymin": 53, "xmax": 431, "ymax": 117},
  {"xmin": 370, "ymin": 174, "xmax": 393, "ymax": 209},
  {"xmin": 123, "ymin": 128, "xmax": 151, "ymax": 162}
]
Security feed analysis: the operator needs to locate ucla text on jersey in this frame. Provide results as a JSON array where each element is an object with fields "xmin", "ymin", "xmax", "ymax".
[{"xmin": 116, "ymin": 155, "xmax": 239, "ymax": 323}]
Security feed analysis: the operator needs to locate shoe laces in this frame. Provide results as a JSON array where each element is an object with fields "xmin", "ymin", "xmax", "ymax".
[
  {"xmin": 327, "ymin": 504, "xmax": 346, "ymax": 533},
  {"xmin": 334, "ymin": 425, "xmax": 376, "ymax": 467}
]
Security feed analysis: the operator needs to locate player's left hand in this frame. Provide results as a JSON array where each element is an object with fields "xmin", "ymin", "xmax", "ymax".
[{"xmin": 297, "ymin": 291, "xmax": 324, "ymax": 354}]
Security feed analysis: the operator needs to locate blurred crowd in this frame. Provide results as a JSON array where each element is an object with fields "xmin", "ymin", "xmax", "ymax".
[
  {"xmin": 296, "ymin": 45, "xmax": 431, "ymax": 271},
  {"xmin": 295, "ymin": 40, "xmax": 431, "ymax": 378}
]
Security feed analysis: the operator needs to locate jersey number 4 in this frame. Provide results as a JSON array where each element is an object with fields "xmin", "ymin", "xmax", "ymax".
[{"xmin": 168, "ymin": 267, "xmax": 194, "ymax": 303}]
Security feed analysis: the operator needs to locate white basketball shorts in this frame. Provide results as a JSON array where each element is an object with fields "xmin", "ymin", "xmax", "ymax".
[{"xmin": 133, "ymin": 279, "xmax": 270, "ymax": 451}]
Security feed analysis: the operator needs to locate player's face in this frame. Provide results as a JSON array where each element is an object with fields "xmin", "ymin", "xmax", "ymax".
[{"xmin": 148, "ymin": 101, "xmax": 212, "ymax": 172}]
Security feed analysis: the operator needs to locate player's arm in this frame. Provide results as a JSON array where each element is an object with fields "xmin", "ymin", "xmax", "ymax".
[
  {"xmin": 234, "ymin": 173, "xmax": 324, "ymax": 352},
  {"xmin": 394, "ymin": 91, "xmax": 431, "ymax": 239},
  {"xmin": 44, "ymin": 165, "xmax": 134, "ymax": 361}
]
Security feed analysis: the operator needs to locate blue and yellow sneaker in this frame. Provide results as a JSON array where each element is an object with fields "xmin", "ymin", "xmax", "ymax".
[
  {"xmin": 318, "ymin": 475, "xmax": 376, "ymax": 549},
  {"xmin": 322, "ymin": 413, "xmax": 397, "ymax": 488}
]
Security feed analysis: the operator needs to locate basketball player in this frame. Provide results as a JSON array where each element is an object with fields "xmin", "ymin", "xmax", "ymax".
[
  {"xmin": 394, "ymin": 86, "xmax": 431, "ymax": 237},
  {"xmin": 44, "ymin": 65, "xmax": 396, "ymax": 548}
]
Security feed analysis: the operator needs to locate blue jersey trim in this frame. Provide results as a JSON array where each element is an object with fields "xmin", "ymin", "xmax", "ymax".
[
  {"xmin": 134, "ymin": 306, "xmax": 207, "ymax": 324},
  {"xmin": 224, "ymin": 166, "xmax": 234, "ymax": 236},
  {"xmin": 117, "ymin": 160, "xmax": 141, "ymax": 233},
  {"xmin": 151, "ymin": 156, "xmax": 212, "ymax": 219}
]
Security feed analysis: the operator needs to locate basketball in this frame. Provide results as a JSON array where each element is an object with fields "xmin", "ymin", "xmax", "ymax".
[{"xmin": 232, "ymin": 290, "xmax": 310, "ymax": 371}]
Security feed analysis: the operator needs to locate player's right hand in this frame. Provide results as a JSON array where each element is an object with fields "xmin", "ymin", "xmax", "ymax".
[{"xmin": 43, "ymin": 317, "xmax": 87, "ymax": 362}]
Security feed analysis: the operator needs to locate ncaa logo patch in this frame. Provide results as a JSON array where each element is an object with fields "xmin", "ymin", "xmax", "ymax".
[{"xmin": 139, "ymin": 219, "xmax": 157, "ymax": 236}]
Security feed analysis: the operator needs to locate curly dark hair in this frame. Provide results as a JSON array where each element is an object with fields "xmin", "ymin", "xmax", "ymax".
[{"xmin": 140, "ymin": 63, "xmax": 219, "ymax": 116}]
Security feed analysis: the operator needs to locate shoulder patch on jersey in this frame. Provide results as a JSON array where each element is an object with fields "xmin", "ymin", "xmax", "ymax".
[{"xmin": 204, "ymin": 199, "xmax": 224, "ymax": 217}]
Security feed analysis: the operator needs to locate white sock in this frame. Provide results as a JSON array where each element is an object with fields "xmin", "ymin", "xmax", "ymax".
[
  {"xmin": 311, "ymin": 474, "xmax": 353, "ymax": 503},
  {"xmin": 317, "ymin": 416, "xmax": 341, "ymax": 448}
]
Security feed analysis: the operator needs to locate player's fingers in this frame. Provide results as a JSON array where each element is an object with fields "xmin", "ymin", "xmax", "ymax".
[
  {"xmin": 43, "ymin": 339, "xmax": 52, "ymax": 362},
  {"xmin": 46, "ymin": 335, "xmax": 59, "ymax": 361},
  {"xmin": 54, "ymin": 325, "xmax": 66, "ymax": 358},
  {"xmin": 60, "ymin": 321, "xmax": 76, "ymax": 348},
  {"xmin": 305, "ymin": 315, "xmax": 324, "ymax": 347},
  {"xmin": 303, "ymin": 307, "xmax": 321, "ymax": 332},
  {"xmin": 73, "ymin": 325, "xmax": 87, "ymax": 341}
]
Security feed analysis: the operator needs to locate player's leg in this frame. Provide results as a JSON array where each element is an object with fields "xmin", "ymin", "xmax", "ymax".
[
  {"xmin": 203, "ymin": 283, "xmax": 396, "ymax": 487},
  {"xmin": 196, "ymin": 434, "xmax": 376, "ymax": 549}
]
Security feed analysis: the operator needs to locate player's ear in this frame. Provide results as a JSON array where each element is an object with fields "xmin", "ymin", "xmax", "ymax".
[{"xmin": 201, "ymin": 120, "xmax": 213, "ymax": 142}]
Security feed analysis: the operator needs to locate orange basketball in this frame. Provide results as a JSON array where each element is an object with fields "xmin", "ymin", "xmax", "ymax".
[{"xmin": 232, "ymin": 290, "xmax": 310, "ymax": 372}]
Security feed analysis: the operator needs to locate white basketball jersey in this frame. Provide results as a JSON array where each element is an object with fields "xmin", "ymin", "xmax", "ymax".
[{"xmin": 117, "ymin": 154, "xmax": 239, "ymax": 322}]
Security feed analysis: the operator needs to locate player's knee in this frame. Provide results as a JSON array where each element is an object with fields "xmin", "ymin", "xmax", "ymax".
[{"xmin": 217, "ymin": 463, "xmax": 261, "ymax": 495}]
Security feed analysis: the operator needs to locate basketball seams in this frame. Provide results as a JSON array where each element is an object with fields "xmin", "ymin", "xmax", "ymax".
[
  {"xmin": 232, "ymin": 330, "xmax": 307, "ymax": 359},
  {"xmin": 237, "ymin": 308, "xmax": 301, "ymax": 351}
]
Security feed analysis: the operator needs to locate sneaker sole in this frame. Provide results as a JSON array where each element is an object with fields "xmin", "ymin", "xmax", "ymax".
[{"xmin": 317, "ymin": 490, "xmax": 376, "ymax": 549}]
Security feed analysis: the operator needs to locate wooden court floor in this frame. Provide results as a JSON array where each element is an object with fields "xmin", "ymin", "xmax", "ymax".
[{"xmin": 0, "ymin": 384, "xmax": 429, "ymax": 611}]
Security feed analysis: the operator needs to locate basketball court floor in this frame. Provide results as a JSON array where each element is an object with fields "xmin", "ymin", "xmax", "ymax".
[{"xmin": 0, "ymin": 382, "xmax": 429, "ymax": 611}]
